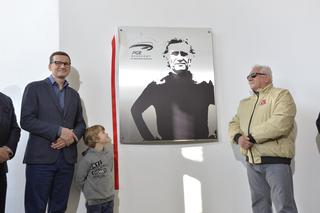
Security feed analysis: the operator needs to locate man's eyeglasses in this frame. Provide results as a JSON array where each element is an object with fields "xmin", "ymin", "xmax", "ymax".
[
  {"xmin": 52, "ymin": 61, "xmax": 71, "ymax": 67},
  {"xmin": 171, "ymin": 51, "xmax": 188, "ymax": 57},
  {"xmin": 247, "ymin": 72, "xmax": 267, "ymax": 80}
]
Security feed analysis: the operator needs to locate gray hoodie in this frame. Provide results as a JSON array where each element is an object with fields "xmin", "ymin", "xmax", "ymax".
[{"xmin": 76, "ymin": 144, "xmax": 114, "ymax": 205}]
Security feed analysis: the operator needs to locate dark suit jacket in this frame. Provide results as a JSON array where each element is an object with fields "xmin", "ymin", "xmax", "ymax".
[
  {"xmin": 20, "ymin": 78, "xmax": 86, "ymax": 164},
  {"xmin": 0, "ymin": 92, "xmax": 21, "ymax": 173}
]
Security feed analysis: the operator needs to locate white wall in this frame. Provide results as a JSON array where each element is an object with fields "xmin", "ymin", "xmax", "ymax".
[{"xmin": 1, "ymin": 0, "xmax": 320, "ymax": 212}]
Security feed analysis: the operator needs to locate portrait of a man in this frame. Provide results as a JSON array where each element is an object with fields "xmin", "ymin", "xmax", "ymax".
[
  {"xmin": 131, "ymin": 38, "xmax": 215, "ymax": 141},
  {"xmin": 117, "ymin": 27, "xmax": 217, "ymax": 143}
]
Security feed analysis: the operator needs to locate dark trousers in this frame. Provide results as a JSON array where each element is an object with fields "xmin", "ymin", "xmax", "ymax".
[
  {"xmin": 86, "ymin": 200, "xmax": 114, "ymax": 213},
  {"xmin": 25, "ymin": 153, "xmax": 74, "ymax": 213},
  {"xmin": 0, "ymin": 172, "xmax": 6, "ymax": 213}
]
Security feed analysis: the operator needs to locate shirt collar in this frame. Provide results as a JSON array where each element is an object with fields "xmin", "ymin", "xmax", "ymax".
[{"xmin": 48, "ymin": 75, "xmax": 69, "ymax": 88}]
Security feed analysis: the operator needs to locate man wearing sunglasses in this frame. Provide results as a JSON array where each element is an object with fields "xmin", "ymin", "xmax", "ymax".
[
  {"xmin": 131, "ymin": 38, "xmax": 215, "ymax": 141},
  {"xmin": 20, "ymin": 51, "xmax": 86, "ymax": 213},
  {"xmin": 229, "ymin": 65, "xmax": 298, "ymax": 213}
]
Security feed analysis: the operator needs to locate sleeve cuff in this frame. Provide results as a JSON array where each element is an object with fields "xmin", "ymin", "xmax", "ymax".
[
  {"xmin": 233, "ymin": 133, "xmax": 242, "ymax": 144},
  {"xmin": 58, "ymin": 127, "xmax": 62, "ymax": 137},
  {"xmin": 248, "ymin": 134, "xmax": 257, "ymax": 144}
]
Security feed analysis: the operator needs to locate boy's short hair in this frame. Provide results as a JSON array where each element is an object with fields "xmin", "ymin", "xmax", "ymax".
[{"xmin": 84, "ymin": 125, "xmax": 105, "ymax": 148}]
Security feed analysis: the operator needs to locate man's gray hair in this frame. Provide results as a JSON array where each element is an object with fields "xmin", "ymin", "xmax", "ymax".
[{"xmin": 253, "ymin": 65, "xmax": 273, "ymax": 81}]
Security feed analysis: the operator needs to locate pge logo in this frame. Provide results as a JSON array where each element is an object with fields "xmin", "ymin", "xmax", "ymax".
[
  {"xmin": 129, "ymin": 42, "xmax": 153, "ymax": 60},
  {"xmin": 130, "ymin": 43, "xmax": 153, "ymax": 51}
]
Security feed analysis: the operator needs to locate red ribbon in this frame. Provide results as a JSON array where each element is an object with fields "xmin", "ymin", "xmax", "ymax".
[{"xmin": 111, "ymin": 36, "xmax": 119, "ymax": 190}]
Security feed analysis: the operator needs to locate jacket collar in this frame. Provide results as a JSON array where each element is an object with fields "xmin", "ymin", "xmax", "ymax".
[{"xmin": 254, "ymin": 83, "xmax": 273, "ymax": 95}]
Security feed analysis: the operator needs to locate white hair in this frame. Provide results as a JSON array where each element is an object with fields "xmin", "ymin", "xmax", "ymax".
[{"xmin": 253, "ymin": 65, "xmax": 273, "ymax": 81}]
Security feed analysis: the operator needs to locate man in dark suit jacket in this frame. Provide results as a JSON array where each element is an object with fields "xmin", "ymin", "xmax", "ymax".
[
  {"xmin": 0, "ymin": 93, "xmax": 20, "ymax": 213},
  {"xmin": 20, "ymin": 51, "xmax": 86, "ymax": 213}
]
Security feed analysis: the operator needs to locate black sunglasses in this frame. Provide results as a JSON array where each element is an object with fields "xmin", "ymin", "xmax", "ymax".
[{"xmin": 247, "ymin": 72, "xmax": 267, "ymax": 80}]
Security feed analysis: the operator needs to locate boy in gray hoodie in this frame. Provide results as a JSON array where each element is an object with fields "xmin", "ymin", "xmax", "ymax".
[{"xmin": 76, "ymin": 125, "xmax": 114, "ymax": 213}]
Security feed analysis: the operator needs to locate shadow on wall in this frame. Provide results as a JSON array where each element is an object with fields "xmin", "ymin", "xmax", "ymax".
[
  {"xmin": 316, "ymin": 113, "xmax": 320, "ymax": 155},
  {"xmin": 316, "ymin": 134, "xmax": 320, "ymax": 154},
  {"xmin": 292, "ymin": 121, "xmax": 298, "ymax": 174},
  {"xmin": 230, "ymin": 142, "xmax": 247, "ymax": 166},
  {"xmin": 66, "ymin": 67, "xmax": 89, "ymax": 213}
]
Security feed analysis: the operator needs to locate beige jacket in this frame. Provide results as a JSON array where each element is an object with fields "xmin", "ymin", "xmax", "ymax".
[{"xmin": 229, "ymin": 84, "xmax": 296, "ymax": 164}]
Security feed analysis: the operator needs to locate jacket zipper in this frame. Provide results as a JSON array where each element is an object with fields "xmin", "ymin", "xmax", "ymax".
[{"xmin": 247, "ymin": 92, "xmax": 259, "ymax": 164}]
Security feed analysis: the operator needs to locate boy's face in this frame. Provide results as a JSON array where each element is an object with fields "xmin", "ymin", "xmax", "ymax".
[{"xmin": 97, "ymin": 130, "xmax": 111, "ymax": 144}]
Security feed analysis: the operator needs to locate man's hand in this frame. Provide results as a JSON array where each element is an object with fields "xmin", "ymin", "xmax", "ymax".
[
  {"xmin": 52, "ymin": 127, "xmax": 79, "ymax": 150},
  {"xmin": 51, "ymin": 138, "xmax": 71, "ymax": 149},
  {"xmin": 238, "ymin": 135, "xmax": 253, "ymax": 150},
  {"xmin": 0, "ymin": 147, "xmax": 11, "ymax": 163},
  {"xmin": 60, "ymin": 127, "xmax": 78, "ymax": 144}
]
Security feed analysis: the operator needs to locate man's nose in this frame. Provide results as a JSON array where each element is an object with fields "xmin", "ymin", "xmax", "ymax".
[{"xmin": 177, "ymin": 58, "xmax": 187, "ymax": 62}]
